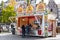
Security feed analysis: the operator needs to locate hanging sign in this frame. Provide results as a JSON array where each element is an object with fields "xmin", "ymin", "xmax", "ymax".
[
  {"xmin": 36, "ymin": 2, "xmax": 45, "ymax": 12},
  {"xmin": 17, "ymin": 6, "xmax": 23, "ymax": 13},
  {"xmin": 26, "ymin": 5, "xmax": 33, "ymax": 13}
]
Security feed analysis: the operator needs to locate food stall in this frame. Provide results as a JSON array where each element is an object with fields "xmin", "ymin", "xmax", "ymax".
[{"xmin": 15, "ymin": 1, "xmax": 56, "ymax": 37}]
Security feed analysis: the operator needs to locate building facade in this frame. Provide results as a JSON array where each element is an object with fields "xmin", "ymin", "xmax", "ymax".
[{"xmin": 48, "ymin": 0, "xmax": 58, "ymax": 16}]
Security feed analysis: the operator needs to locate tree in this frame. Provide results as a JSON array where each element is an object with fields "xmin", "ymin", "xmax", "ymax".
[
  {"xmin": 2, "ymin": 5, "xmax": 16, "ymax": 23},
  {"xmin": 0, "ymin": 0, "xmax": 16, "ymax": 23},
  {"xmin": 27, "ymin": 0, "xmax": 30, "ymax": 6},
  {"xmin": 0, "ymin": 1, "xmax": 4, "ymax": 23}
]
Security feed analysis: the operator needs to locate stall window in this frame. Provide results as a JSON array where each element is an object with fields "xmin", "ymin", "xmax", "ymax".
[{"xmin": 33, "ymin": 16, "xmax": 42, "ymax": 29}]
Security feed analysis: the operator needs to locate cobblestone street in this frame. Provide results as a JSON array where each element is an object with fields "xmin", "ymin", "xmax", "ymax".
[
  {"xmin": 0, "ymin": 33, "xmax": 44, "ymax": 40},
  {"xmin": 0, "ymin": 33, "xmax": 60, "ymax": 40}
]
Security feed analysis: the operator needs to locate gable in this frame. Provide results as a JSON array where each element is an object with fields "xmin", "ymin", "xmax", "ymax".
[{"xmin": 48, "ymin": 0, "xmax": 58, "ymax": 14}]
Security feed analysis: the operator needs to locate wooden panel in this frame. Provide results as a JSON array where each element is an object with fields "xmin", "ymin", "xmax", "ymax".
[
  {"xmin": 52, "ymin": 21, "xmax": 56, "ymax": 37},
  {"xmin": 20, "ymin": 17, "xmax": 28, "ymax": 27},
  {"xmin": 48, "ymin": 20, "xmax": 56, "ymax": 37},
  {"xmin": 29, "ymin": 17, "xmax": 35, "ymax": 26},
  {"xmin": 17, "ymin": 16, "xmax": 35, "ymax": 27},
  {"xmin": 18, "ymin": 17, "xmax": 20, "ymax": 27},
  {"xmin": 56, "ymin": 27, "xmax": 60, "ymax": 33}
]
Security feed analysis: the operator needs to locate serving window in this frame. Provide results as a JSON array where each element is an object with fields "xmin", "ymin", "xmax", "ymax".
[{"xmin": 17, "ymin": 15, "xmax": 43, "ymax": 29}]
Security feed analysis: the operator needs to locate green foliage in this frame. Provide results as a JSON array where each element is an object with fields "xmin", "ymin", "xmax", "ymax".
[
  {"xmin": 27, "ymin": 0, "xmax": 30, "ymax": 5},
  {"xmin": 0, "ymin": 3, "xmax": 16, "ymax": 23},
  {"xmin": 0, "ymin": 1, "xmax": 4, "ymax": 9}
]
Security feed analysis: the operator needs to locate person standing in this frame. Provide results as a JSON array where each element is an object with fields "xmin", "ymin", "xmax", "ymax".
[
  {"xmin": 6, "ymin": 25, "xmax": 9, "ymax": 32},
  {"xmin": 29, "ymin": 24, "xmax": 32, "ymax": 32},
  {"xmin": 0, "ymin": 25, "xmax": 2, "ymax": 33},
  {"xmin": 21, "ymin": 25, "xmax": 25, "ymax": 37},
  {"xmin": 25, "ymin": 24, "xmax": 31, "ymax": 36},
  {"xmin": 11, "ymin": 24, "xmax": 15, "ymax": 35}
]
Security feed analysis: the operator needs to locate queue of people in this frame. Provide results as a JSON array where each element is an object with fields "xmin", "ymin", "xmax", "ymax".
[{"xmin": 21, "ymin": 24, "xmax": 32, "ymax": 37}]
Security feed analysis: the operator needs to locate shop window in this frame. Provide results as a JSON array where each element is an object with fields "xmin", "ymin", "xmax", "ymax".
[{"xmin": 33, "ymin": 16, "xmax": 42, "ymax": 29}]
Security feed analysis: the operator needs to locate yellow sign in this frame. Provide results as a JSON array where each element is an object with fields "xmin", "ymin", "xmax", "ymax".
[
  {"xmin": 26, "ymin": 5, "xmax": 33, "ymax": 13},
  {"xmin": 17, "ymin": 6, "xmax": 23, "ymax": 13},
  {"xmin": 36, "ymin": 2, "xmax": 45, "ymax": 11},
  {"xmin": 44, "ymin": 15, "xmax": 48, "ymax": 22},
  {"xmin": 9, "ymin": 0, "xmax": 16, "ymax": 6},
  {"xmin": 44, "ymin": 15, "xmax": 48, "ymax": 19}
]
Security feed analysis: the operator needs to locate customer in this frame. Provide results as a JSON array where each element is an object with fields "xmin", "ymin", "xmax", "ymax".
[
  {"xmin": 29, "ymin": 24, "xmax": 32, "ymax": 32},
  {"xmin": 25, "ymin": 24, "xmax": 31, "ymax": 36},
  {"xmin": 0, "ymin": 25, "xmax": 2, "ymax": 33},
  {"xmin": 11, "ymin": 24, "xmax": 14, "ymax": 28},
  {"xmin": 21, "ymin": 25, "xmax": 25, "ymax": 37},
  {"xmin": 11, "ymin": 24, "xmax": 15, "ymax": 35},
  {"xmin": 6, "ymin": 25, "xmax": 9, "ymax": 32},
  {"xmin": 29, "ymin": 24, "xmax": 32, "ymax": 28}
]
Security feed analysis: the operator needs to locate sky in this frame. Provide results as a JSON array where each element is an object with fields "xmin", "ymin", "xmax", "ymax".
[{"xmin": 0, "ymin": 0, "xmax": 60, "ymax": 4}]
